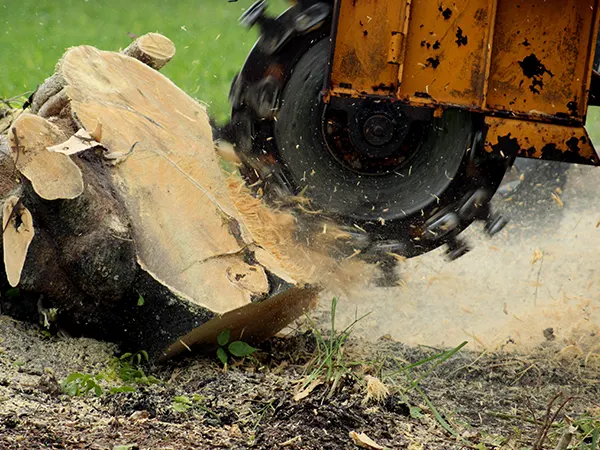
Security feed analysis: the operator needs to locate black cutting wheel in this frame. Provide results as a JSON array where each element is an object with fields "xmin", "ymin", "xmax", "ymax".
[{"xmin": 227, "ymin": 2, "xmax": 510, "ymax": 258}]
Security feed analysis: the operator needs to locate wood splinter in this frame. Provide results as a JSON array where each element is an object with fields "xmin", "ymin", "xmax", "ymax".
[{"xmin": 2, "ymin": 196, "xmax": 35, "ymax": 287}]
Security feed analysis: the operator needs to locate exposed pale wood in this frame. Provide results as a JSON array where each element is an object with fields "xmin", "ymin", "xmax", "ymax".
[
  {"xmin": 160, "ymin": 286, "xmax": 320, "ymax": 361},
  {"xmin": 122, "ymin": 33, "xmax": 176, "ymax": 70},
  {"xmin": 226, "ymin": 177, "xmax": 374, "ymax": 294},
  {"xmin": 8, "ymin": 114, "xmax": 84, "ymax": 200},
  {"xmin": 29, "ymin": 32, "xmax": 173, "ymax": 119},
  {"xmin": 2, "ymin": 196, "xmax": 35, "ymax": 287},
  {"xmin": 0, "ymin": 37, "xmax": 321, "ymax": 360},
  {"xmin": 56, "ymin": 45, "xmax": 290, "ymax": 313},
  {"xmin": 47, "ymin": 128, "xmax": 102, "ymax": 155}
]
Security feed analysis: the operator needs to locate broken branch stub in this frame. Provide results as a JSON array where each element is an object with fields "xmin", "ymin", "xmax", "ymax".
[
  {"xmin": 122, "ymin": 33, "xmax": 176, "ymax": 70},
  {"xmin": 2, "ymin": 196, "xmax": 34, "ymax": 287}
]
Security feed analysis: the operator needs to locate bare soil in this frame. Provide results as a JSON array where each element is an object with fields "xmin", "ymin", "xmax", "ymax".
[{"xmin": 0, "ymin": 313, "xmax": 598, "ymax": 450}]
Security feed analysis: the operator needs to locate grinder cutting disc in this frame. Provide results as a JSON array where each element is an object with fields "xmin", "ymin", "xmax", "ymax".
[{"xmin": 227, "ymin": 3, "xmax": 509, "ymax": 258}]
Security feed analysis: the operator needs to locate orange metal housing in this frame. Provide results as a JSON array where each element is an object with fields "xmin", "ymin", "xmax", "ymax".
[{"xmin": 327, "ymin": 0, "xmax": 600, "ymax": 164}]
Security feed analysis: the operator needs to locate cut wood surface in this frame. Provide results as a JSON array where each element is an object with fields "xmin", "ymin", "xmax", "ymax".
[
  {"xmin": 2, "ymin": 196, "xmax": 34, "ymax": 287},
  {"xmin": 8, "ymin": 114, "xmax": 83, "ymax": 200},
  {"xmin": 0, "ymin": 33, "xmax": 321, "ymax": 359},
  {"xmin": 122, "ymin": 33, "xmax": 176, "ymax": 70},
  {"xmin": 58, "ymin": 44, "xmax": 285, "ymax": 313}
]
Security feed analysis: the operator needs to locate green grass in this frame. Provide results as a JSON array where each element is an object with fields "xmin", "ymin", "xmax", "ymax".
[
  {"xmin": 300, "ymin": 297, "xmax": 370, "ymax": 399},
  {"xmin": 0, "ymin": 0, "xmax": 287, "ymax": 124}
]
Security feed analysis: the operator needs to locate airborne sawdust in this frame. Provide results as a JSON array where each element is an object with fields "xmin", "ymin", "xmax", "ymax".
[{"xmin": 226, "ymin": 176, "xmax": 376, "ymax": 295}]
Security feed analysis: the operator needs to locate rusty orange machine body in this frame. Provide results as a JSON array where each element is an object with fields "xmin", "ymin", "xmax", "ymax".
[
  {"xmin": 229, "ymin": 0, "xmax": 600, "ymax": 258},
  {"xmin": 326, "ymin": 0, "xmax": 600, "ymax": 165}
]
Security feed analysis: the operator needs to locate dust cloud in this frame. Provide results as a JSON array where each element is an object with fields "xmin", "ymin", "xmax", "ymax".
[{"xmin": 317, "ymin": 163, "xmax": 600, "ymax": 354}]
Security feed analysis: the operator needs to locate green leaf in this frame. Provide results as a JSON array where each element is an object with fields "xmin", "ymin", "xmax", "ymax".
[
  {"xmin": 172, "ymin": 396, "xmax": 192, "ymax": 413},
  {"xmin": 217, "ymin": 347, "xmax": 228, "ymax": 366},
  {"xmin": 228, "ymin": 341, "xmax": 258, "ymax": 357},
  {"xmin": 62, "ymin": 381, "xmax": 79, "ymax": 397},
  {"xmin": 5, "ymin": 288, "xmax": 20, "ymax": 299},
  {"xmin": 113, "ymin": 445, "xmax": 138, "ymax": 450},
  {"xmin": 65, "ymin": 372, "xmax": 84, "ymax": 383},
  {"xmin": 409, "ymin": 406, "xmax": 424, "ymax": 419},
  {"xmin": 172, "ymin": 403, "xmax": 190, "ymax": 413},
  {"xmin": 217, "ymin": 329, "xmax": 230, "ymax": 346},
  {"xmin": 142, "ymin": 375, "xmax": 160, "ymax": 385},
  {"xmin": 137, "ymin": 294, "xmax": 145, "ymax": 307},
  {"xmin": 120, "ymin": 352, "xmax": 133, "ymax": 361},
  {"xmin": 173, "ymin": 395, "xmax": 192, "ymax": 405},
  {"xmin": 109, "ymin": 386, "xmax": 137, "ymax": 394}
]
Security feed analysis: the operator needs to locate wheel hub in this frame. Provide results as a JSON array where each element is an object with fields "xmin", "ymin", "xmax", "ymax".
[
  {"xmin": 323, "ymin": 98, "xmax": 428, "ymax": 174},
  {"xmin": 363, "ymin": 114, "xmax": 395, "ymax": 147}
]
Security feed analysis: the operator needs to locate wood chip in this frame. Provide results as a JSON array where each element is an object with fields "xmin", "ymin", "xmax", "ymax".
[
  {"xmin": 47, "ymin": 128, "xmax": 102, "ymax": 155},
  {"xmin": 280, "ymin": 436, "xmax": 302, "ymax": 447},
  {"xmin": 90, "ymin": 120, "xmax": 103, "ymax": 142},
  {"xmin": 531, "ymin": 249, "xmax": 543, "ymax": 264},
  {"xmin": 386, "ymin": 252, "xmax": 407, "ymax": 263},
  {"xmin": 293, "ymin": 378, "xmax": 322, "ymax": 402},
  {"xmin": 551, "ymin": 192, "xmax": 564, "ymax": 208},
  {"xmin": 349, "ymin": 431, "xmax": 385, "ymax": 450},
  {"xmin": 362, "ymin": 375, "xmax": 390, "ymax": 404}
]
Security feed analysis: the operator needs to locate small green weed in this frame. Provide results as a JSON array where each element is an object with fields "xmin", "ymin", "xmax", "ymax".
[
  {"xmin": 300, "ymin": 297, "xmax": 370, "ymax": 398},
  {"xmin": 61, "ymin": 350, "xmax": 159, "ymax": 397},
  {"xmin": 106, "ymin": 351, "xmax": 160, "ymax": 385},
  {"xmin": 385, "ymin": 341, "xmax": 468, "ymax": 439},
  {"xmin": 172, "ymin": 394, "xmax": 195, "ymax": 412},
  {"xmin": 61, "ymin": 372, "xmax": 104, "ymax": 397},
  {"xmin": 216, "ymin": 329, "xmax": 258, "ymax": 367},
  {"xmin": 171, "ymin": 394, "xmax": 220, "ymax": 423},
  {"xmin": 559, "ymin": 413, "xmax": 600, "ymax": 450}
]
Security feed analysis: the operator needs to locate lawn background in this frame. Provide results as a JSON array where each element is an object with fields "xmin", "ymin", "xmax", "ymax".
[
  {"xmin": 0, "ymin": 0, "xmax": 287, "ymax": 124},
  {"xmin": 1, "ymin": 0, "xmax": 599, "ymax": 138}
]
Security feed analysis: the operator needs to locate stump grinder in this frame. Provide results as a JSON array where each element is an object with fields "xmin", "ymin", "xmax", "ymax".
[{"xmin": 227, "ymin": 0, "xmax": 600, "ymax": 260}]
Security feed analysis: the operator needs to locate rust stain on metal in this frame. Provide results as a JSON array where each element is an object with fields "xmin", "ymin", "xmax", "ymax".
[
  {"xmin": 484, "ymin": 117, "xmax": 600, "ymax": 165},
  {"xmin": 487, "ymin": 0, "xmax": 597, "ymax": 119},
  {"xmin": 326, "ymin": 0, "xmax": 600, "ymax": 160},
  {"xmin": 329, "ymin": 0, "xmax": 407, "ymax": 96}
]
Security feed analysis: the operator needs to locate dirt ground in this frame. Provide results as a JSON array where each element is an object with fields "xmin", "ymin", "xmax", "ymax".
[
  {"xmin": 0, "ymin": 311, "xmax": 598, "ymax": 450},
  {"xmin": 1, "ymin": 163, "xmax": 599, "ymax": 449}
]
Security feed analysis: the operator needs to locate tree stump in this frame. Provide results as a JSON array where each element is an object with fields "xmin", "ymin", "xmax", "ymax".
[{"xmin": 0, "ymin": 34, "xmax": 322, "ymax": 361}]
